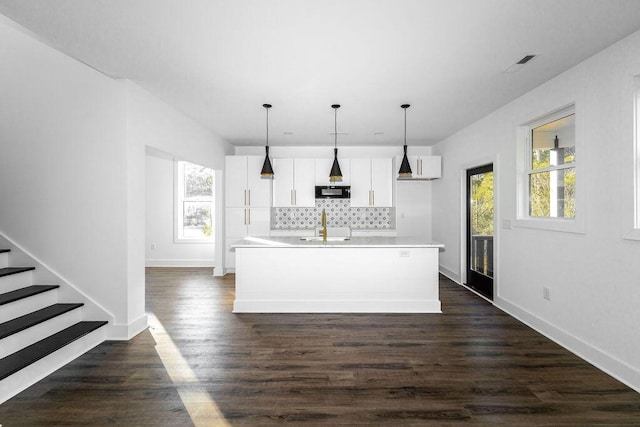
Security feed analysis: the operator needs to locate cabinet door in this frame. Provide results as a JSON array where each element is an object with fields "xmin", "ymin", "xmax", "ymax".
[
  {"xmin": 314, "ymin": 158, "xmax": 332, "ymax": 186},
  {"xmin": 247, "ymin": 155, "xmax": 272, "ymax": 207},
  {"xmin": 246, "ymin": 207, "xmax": 271, "ymax": 236},
  {"xmin": 272, "ymin": 158, "xmax": 295, "ymax": 207},
  {"xmin": 407, "ymin": 155, "xmax": 421, "ymax": 177},
  {"xmin": 371, "ymin": 158, "xmax": 393, "ymax": 207},
  {"xmin": 225, "ymin": 207, "xmax": 248, "ymax": 237},
  {"xmin": 294, "ymin": 158, "xmax": 316, "ymax": 207},
  {"xmin": 225, "ymin": 156, "xmax": 248, "ymax": 207},
  {"xmin": 421, "ymin": 155, "xmax": 442, "ymax": 179},
  {"xmin": 350, "ymin": 158, "xmax": 372, "ymax": 207}
]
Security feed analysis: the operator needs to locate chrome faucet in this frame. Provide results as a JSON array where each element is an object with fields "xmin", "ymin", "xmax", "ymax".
[{"xmin": 321, "ymin": 209, "xmax": 327, "ymax": 242}]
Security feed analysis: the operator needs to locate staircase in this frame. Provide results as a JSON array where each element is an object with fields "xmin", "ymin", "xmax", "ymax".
[{"xmin": 0, "ymin": 248, "xmax": 108, "ymax": 403}]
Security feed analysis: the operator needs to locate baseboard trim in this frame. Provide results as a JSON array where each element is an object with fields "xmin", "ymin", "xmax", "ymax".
[
  {"xmin": 105, "ymin": 314, "xmax": 148, "ymax": 340},
  {"xmin": 145, "ymin": 259, "xmax": 215, "ymax": 267},
  {"xmin": 233, "ymin": 299, "xmax": 442, "ymax": 313},
  {"xmin": 494, "ymin": 296, "xmax": 640, "ymax": 393},
  {"xmin": 438, "ymin": 265, "xmax": 461, "ymax": 284}
]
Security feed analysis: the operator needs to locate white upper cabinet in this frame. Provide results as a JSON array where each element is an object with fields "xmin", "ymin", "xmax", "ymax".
[
  {"xmin": 272, "ymin": 158, "xmax": 316, "ymax": 207},
  {"xmin": 315, "ymin": 158, "xmax": 351, "ymax": 186},
  {"xmin": 407, "ymin": 155, "xmax": 442, "ymax": 179},
  {"xmin": 350, "ymin": 158, "xmax": 393, "ymax": 207},
  {"xmin": 225, "ymin": 155, "xmax": 272, "ymax": 207}
]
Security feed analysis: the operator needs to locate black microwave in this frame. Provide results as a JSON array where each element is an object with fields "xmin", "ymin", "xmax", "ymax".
[{"xmin": 315, "ymin": 185, "xmax": 351, "ymax": 199}]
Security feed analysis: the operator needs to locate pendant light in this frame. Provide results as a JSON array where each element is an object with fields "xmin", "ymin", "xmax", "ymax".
[
  {"xmin": 398, "ymin": 104, "xmax": 413, "ymax": 177},
  {"xmin": 260, "ymin": 103, "xmax": 274, "ymax": 178},
  {"xmin": 329, "ymin": 104, "xmax": 343, "ymax": 182}
]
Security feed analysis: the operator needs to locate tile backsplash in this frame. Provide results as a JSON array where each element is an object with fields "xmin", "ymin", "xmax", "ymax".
[{"xmin": 272, "ymin": 199, "xmax": 395, "ymax": 230}]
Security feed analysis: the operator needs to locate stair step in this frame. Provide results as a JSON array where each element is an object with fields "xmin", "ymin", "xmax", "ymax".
[
  {"xmin": 0, "ymin": 285, "xmax": 59, "ymax": 306},
  {"xmin": 0, "ymin": 303, "xmax": 83, "ymax": 340},
  {"xmin": 0, "ymin": 321, "xmax": 108, "ymax": 381},
  {"xmin": 0, "ymin": 267, "xmax": 35, "ymax": 278}
]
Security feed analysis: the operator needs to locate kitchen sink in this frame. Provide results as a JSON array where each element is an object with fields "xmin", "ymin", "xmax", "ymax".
[{"xmin": 300, "ymin": 236, "xmax": 350, "ymax": 241}]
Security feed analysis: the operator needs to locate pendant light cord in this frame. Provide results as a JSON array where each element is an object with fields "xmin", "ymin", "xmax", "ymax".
[
  {"xmin": 334, "ymin": 107, "xmax": 337, "ymax": 149},
  {"xmin": 266, "ymin": 106, "xmax": 269, "ymax": 147},
  {"xmin": 404, "ymin": 107, "xmax": 407, "ymax": 145}
]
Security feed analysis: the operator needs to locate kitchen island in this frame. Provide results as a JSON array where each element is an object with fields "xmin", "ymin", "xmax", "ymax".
[{"xmin": 230, "ymin": 236, "xmax": 444, "ymax": 313}]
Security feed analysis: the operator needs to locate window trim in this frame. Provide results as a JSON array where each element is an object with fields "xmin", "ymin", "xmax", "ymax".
[
  {"xmin": 174, "ymin": 160, "xmax": 215, "ymax": 244},
  {"xmin": 515, "ymin": 104, "xmax": 585, "ymax": 234},
  {"xmin": 624, "ymin": 76, "xmax": 640, "ymax": 241}
]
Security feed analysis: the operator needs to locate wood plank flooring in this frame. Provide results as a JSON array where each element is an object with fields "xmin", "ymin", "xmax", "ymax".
[{"xmin": 1, "ymin": 268, "xmax": 639, "ymax": 425}]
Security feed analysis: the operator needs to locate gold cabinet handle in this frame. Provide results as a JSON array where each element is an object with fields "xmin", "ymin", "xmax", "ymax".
[
  {"xmin": 248, "ymin": 189, "xmax": 251, "ymax": 206},
  {"xmin": 243, "ymin": 208, "xmax": 247, "ymax": 225},
  {"xmin": 248, "ymin": 208, "xmax": 251, "ymax": 225}
]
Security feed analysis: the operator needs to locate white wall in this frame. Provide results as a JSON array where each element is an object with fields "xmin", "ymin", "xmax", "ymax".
[
  {"xmin": 0, "ymin": 16, "xmax": 129, "ymax": 329},
  {"xmin": 0, "ymin": 16, "xmax": 232, "ymax": 338},
  {"xmin": 145, "ymin": 149, "xmax": 215, "ymax": 266},
  {"xmin": 432, "ymin": 29, "xmax": 640, "ymax": 391},
  {"xmin": 124, "ymin": 82, "xmax": 232, "ymax": 282}
]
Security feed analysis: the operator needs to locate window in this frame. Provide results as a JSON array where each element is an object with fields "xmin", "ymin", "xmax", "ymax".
[
  {"xmin": 175, "ymin": 160, "xmax": 214, "ymax": 242},
  {"xmin": 516, "ymin": 105, "xmax": 582, "ymax": 233},
  {"xmin": 528, "ymin": 113, "xmax": 576, "ymax": 219},
  {"xmin": 629, "ymin": 81, "xmax": 640, "ymax": 234},
  {"xmin": 635, "ymin": 83, "xmax": 640, "ymax": 230}
]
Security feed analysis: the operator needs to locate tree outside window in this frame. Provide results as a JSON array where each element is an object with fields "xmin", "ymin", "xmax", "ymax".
[{"xmin": 176, "ymin": 161, "xmax": 214, "ymax": 241}]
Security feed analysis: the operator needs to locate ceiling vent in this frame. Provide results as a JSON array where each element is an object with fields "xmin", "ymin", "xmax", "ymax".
[{"xmin": 503, "ymin": 54, "xmax": 538, "ymax": 73}]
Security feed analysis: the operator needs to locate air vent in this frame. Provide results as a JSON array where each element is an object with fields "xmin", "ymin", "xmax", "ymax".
[
  {"xmin": 517, "ymin": 54, "xmax": 537, "ymax": 64},
  {"xmin": 503, "ymin": 54, "xmax": 538, "ymax": 73}
]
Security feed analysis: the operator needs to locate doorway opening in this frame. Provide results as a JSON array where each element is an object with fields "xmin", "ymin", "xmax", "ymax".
[{"xmin": 466, "ymin": 164, "xmax": 494, "ymax": 300}]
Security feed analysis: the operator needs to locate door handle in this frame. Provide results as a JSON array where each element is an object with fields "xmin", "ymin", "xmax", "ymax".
[
  {"xmin": 247, "ymin": 208, "xmax": 251, "ymax": 225},
  {"xmin": 248, "ymin": 189, "xmax": 251, "ymax": 206},
  {"xmin": 291, "ymin": 189, "xmax": 294, "ymax": 206},
  {"xmin": 244, "ymin": 189, "xmax": 247, "ymax": 206},
  {"xmin": 243, "ymin": 208, "xmax": 247, "ymax": 225}
]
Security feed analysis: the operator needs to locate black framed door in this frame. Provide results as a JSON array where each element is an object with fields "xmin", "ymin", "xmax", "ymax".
[{"xmin": 466, "ymin": 164, "xmax": 494, "ymax": 300}]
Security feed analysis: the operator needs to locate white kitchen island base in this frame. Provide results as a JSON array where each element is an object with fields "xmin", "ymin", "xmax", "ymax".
[{"xmin": 232, "ymin": 237, "xmax": 443, "ymax": 313}]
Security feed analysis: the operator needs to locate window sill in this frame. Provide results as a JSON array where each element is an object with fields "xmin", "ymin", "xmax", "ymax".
[
  {"xmin": 174, "ymin": 238, "xmax": 215, "ymax": 244},
  {"xmin": 514, "ymin": 217, "xmax": 586, "ymax": 234}
]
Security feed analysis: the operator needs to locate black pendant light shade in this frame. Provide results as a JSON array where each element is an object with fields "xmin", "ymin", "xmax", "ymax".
[
  {"xmin": 330, "ymin": 104, "xmax": 343, "ymax": 182},
  {"xmin": 260, "ymin": 104, "xmax": 274, "ymax": 178},
  {"xmin": 398, "ymin": 104, "xmax": 413, "ymax": 177}
]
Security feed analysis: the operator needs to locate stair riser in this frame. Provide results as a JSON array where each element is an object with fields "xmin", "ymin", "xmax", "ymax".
[
  {"xmin": 0, "ymin": 326, "xmax": 105, "ymax": 404},
  {"xmin": 0, "ymin": 252, "xmax": 7, "ymax": 268},
  {"xmin": 0, "ymin": 309, "xmax": 82, "ymax": 359},
  {"xmin": 0, "ymin": 272, "xmax": 34, "ymax": 294},
  {"xmin": 0, "ymin": 290, "xmax": 58, "ymax": 324}
]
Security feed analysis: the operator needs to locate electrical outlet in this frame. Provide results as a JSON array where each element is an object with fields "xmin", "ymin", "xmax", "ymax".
[
  {"xmin": 151, "ymin": 243, "xmax": 157, "ymax": 251},
  {"xmin": 543, "ymin": 287, "xmax": 551, "ymax": 301},
  {"xmin": 400, "ymin": 250, "xmax": 410, "ymax": 258},
  {"xmin": 502, "ymin": 219, "xmax": 512, "ymax": 229}
]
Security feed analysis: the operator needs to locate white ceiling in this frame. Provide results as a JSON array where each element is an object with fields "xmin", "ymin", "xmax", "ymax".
[{"xmin": 2, "ymin": 0, "xmax": 640, "ymax": 147}]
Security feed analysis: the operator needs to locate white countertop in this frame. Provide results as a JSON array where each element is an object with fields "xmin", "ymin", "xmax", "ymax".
[{"xmin": 231, "ymin": 236, "xmax": 444, "ymax": 248}]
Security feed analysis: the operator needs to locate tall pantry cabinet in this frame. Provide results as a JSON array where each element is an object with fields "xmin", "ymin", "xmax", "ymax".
[{"xmin": 225, "ymin": 156, "xmax": 272, "ymax": 270}]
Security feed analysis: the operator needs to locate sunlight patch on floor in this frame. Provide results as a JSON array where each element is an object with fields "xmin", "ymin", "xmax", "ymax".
[{"xmin": 148, "ymin": 312, "xmax": 230, "ymax": 427}]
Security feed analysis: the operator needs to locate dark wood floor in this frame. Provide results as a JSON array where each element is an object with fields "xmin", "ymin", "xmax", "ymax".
[{"xmin": 1, "ymin": 268, "xmax": 639, "ymax": 426}]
